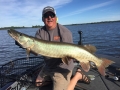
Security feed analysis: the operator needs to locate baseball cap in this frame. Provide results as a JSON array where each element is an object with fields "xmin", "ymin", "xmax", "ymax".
[{"xmin": 42, "ymin": 6, "xmax": 56, "ymax": 17}]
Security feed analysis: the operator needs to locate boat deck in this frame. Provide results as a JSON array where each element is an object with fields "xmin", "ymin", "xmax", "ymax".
[
  {"xmin": 27, "ymin": 55, "xmax": 120, "ymax": 90},
  {"xmin": 0, "ymin": 55, "xmax": 120, "ymax": 90},
  {"xmin": 26, "ymin": 65, "xmax": 120, "ymax": 90}
]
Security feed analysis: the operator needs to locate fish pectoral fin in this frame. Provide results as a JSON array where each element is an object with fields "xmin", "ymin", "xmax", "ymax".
[
  {"xmin": 62, "ymin": 57, "xmax": 70, "ymax": 65},
  {"xmin": 80, "ymin": 62, "xmax": 90, "ymax": 72},
  {"xmin": 26, "ymin": 48, "xmax": 31, "ymax": 59}
]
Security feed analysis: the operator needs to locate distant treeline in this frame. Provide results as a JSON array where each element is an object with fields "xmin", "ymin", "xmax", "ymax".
[
  {"xmin": 0, "ymin": 25, "xmax": 43, "ymax": 30},
  {"xmin": 0, "ymin": 26, "xmax": 27, "ymax": 30},
  {"xmin": 64, "ymin": 20, "xmax": 120, "ymax": 26},
  {"xmin": 0, "ymin": 20, "xmax": 120, "ymax": 30},
  {"xmin": 32, "ymin": 25, "xmax": 42, "ymax": 28}
]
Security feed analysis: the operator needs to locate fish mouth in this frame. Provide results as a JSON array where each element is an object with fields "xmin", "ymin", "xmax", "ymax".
[
  {"xmin": 8, "ymin": 29, "xmax": 12, "ymax": 35},
  {"xmin": 8, "ymin": 29, "xmax": 19, "ymax": 40}
]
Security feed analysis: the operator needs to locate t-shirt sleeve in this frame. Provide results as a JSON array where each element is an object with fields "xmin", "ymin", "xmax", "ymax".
[
  {"xmin": 62, "ymin": 28, "xmax": 73, "ymax": 43},
  {"xmin": 35, "ymin": 29, "xmax": 42, "ymax": 39},
  {"xmin": 58, "ymin": 24, "xmax": 73, "ymax": 44}
]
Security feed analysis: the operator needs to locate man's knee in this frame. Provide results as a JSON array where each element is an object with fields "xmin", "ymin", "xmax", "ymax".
[
  {"xmin": 53, "ymin": 80, "xmax": 69, "ymax": 90},
  {"xmin": 52, "ymin": 73, "xmax": 71, "ymax": 90}
]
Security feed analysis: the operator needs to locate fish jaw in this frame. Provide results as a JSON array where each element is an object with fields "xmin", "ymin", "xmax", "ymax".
[
  {"xmin": 8, "ymin": 29, "xmax": 34, "ymax": 49},
  {"xmin": 8, "ymin": 29, "xmax": 20, "ymax": 41}
]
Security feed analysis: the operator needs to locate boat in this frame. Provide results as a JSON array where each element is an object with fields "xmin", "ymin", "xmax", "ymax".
[{"xmin": 0, "ymin": 31, "xmax": 120, "ymax": 90}]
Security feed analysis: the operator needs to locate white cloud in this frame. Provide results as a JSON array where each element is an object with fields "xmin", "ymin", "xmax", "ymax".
[
  {"xmin": 0, "ymin": 0, "xmax": 119, "ymax": 27},
  {"xmin": 60, "ymin": 0, "xmax": 117, "ymax": 18},
  {"xmin": 98, "ymin": 14, "xmax": 120, "ymax": 21},
  {"xmin": 0, "ymin": 0, "xmax": 72, "ymax": 27}
]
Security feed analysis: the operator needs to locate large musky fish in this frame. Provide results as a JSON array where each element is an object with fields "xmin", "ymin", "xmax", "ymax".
[{"xmin": 8, "ymin": 29, "xmax": 115, "ymax": 76}]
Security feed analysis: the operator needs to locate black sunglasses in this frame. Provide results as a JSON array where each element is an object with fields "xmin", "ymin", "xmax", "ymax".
[{"xmin": 43, "ymin": 13, "xmax": 55, "ymax": 18}]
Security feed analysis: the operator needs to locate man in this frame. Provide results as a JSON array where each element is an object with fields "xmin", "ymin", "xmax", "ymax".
[
  {"xmin": 35, "ymin": 6, "xmax": 90, "ymax": 90},
  {"xmin": 35, "ymin": 6, "xmax": 74, "ymax": 90}
]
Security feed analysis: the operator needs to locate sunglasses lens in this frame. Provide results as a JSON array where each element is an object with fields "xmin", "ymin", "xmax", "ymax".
[{"xmin": 44, "ymin": 13, "xmax": 55, "ymax": 18}]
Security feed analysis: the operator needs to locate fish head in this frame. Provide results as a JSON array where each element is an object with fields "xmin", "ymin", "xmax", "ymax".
[{"xmin": 8, "ymin": 29, "xmax": 34, "ymax": 48}]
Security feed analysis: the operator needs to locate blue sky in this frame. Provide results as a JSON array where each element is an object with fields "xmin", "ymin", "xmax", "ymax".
[{"xmin": 0, "ymin": 0, "xmax": 120, "ymax": 27}]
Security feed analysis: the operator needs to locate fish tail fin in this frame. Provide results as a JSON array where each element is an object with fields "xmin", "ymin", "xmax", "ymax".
[{"xmin": 97, "ymin": 58, "xmax": 115, "ymax": 76}]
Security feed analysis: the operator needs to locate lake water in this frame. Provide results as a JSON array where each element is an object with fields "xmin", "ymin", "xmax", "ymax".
[{"xmin": 0, "ymin": 22, "xmax": 120, "ymax": 65}]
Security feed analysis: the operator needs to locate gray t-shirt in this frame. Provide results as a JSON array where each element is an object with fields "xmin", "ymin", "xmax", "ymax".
[{"xmin": 35, "ymin": 23, "xmax": 74, "ymax": 71}]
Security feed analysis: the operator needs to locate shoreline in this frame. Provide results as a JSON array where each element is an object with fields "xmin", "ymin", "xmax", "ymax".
[
  {"xmin": 64, "ymin": 20, "xmax": 120, "ymax": 26},
  {"xmin": 0, "ymin": 20, "xmax": 120, "ymax": 30}
]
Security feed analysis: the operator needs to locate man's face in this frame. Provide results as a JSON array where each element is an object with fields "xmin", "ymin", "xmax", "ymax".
[{"xmin": 43, "ymin": 11, "xmax": 57, "ymax": 29}]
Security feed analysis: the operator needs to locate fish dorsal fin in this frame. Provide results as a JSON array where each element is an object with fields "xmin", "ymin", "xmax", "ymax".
[
  {"xmin": 80, "ymin": 44, "xmax": 96, "ymax": 54},
  {"xmin": 80, "ymin": 62, "xmax": 90, "ymax": 72}
]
